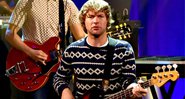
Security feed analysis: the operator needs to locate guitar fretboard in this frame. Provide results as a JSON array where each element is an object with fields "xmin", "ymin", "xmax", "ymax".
[{"xmin": 105, "ymin": 79, "xmax": 152, "ymax": 99}]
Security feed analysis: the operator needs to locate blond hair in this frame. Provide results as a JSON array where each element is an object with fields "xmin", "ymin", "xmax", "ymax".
[{"xmin": 79, "ymin": 0, "xmax": 113, "ymax": 30}]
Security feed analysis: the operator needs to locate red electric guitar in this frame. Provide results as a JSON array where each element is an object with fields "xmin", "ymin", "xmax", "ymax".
[
  {"xmin": 6, "ymin": 37, "xmax": 61, "ymax": 92},
  {"xmin": 82, "ymin": 64, "xmax": 179, "ymax": 99}
]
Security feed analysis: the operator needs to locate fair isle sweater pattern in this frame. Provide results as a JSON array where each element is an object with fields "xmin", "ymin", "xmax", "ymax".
[{"xmin": 53, "ymin": 37, "xmax": 137, "ymax": 98}]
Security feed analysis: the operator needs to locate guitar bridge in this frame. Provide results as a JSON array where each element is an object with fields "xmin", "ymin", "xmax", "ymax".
[{"xmin": 5, "ymin": 61, "xmax": 28, "ymax": 76}]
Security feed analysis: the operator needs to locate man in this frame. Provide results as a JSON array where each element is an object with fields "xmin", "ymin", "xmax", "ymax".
[
  {"xmin": 5, "ymin": 0, "xmax": 86, "ymax": 99},
  {"xmin": 53, "ymin": 0, "xmax": 147, "ymax": 99}
]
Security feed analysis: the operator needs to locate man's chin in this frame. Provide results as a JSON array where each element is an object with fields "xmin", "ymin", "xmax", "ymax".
[{"xmin": 90, "ymin": 33, "xmax": 100, "ymax": 38}]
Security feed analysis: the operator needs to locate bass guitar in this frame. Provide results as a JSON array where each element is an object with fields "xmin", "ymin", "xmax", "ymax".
[
  {"xmin": 6, "ymin": 37, "xmax": 61, "ymax": 92},
  {"xmin": 82, "ymin": 64, "xmax": 179, "ymax": 99}
]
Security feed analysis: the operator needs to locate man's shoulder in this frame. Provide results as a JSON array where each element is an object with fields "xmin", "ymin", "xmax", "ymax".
[
  {"xmin": 65, "ymin": 0, "xmax": 75, "ymax": 6},
  {"xmin": 69, "ymin": 37, "xmax": 86, "ymax": 46},
  {"xmin": 108, "ymin": 37, "xmax": 131, "ymax": 47}
]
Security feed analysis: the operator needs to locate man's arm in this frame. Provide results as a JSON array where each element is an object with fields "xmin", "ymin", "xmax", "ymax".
[
  {"xmin": 5, "ymin": 24, "xmax": 47, "ymax": 65},
  {"xmin": 53, "ymin": 54, "xmax": 74, "ymax": 99},
  {"xmin": 121, "ymin": 42, "xmax": 137, "ymax": 89},
  {"xmin": 68, "ymin": 0, "xmax": 86, "ymax": 40},
  {"xmin": 123, "ymin": 43, "xmax": 148, "ymax": 98},
  {"xmin": 70, "ymin": 23, "xmax": 86, "ymax": 40},
  {"xmin": 0, "ymin": 0, "xmax": 14, "ymax": 12}
]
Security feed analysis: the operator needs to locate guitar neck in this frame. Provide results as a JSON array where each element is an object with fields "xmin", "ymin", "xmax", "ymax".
[
  {"xmin": 105, "ymin": 79, "xmax": 152, "ymax": 99},
  {"xmin": 105, "ymin": 65, "xmax": 179, "ymax": 99}
]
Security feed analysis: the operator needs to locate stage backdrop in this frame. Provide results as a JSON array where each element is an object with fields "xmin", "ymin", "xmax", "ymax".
[
  {"xmin": 130, "ymin": 0, "xmax": 185, "ymax": 57},
  {"xmin": 74, "ymin": 0, "xmax": 185, "ymax": 57}
]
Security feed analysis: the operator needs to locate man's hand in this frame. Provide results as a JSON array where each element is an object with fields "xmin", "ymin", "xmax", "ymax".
[
  {"xmin": 0, "ymin": 1, "xmax": 14, "ymax": 12},
  {"xmin": 61, "ymin": 88, "xmax": 74, "ymax": 99},
  {"xmin": 132, "ymin": 84, "xmax": 147, "ymax": 98},
  {"xmin": 127, "ymin": 81, "xmax": 148, "ymax": 99},
  {"xmin": 28, "ymin": 49, "xmax": 48, "ymax": 65}
]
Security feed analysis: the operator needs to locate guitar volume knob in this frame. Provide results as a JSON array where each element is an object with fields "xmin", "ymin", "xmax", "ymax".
[
  {"xmin": 27, "ymin": 77, "xmax": 31, "ymax": 80},
  {"xmin": 27, "ymin": 86, "xmax": 32, "ymax": 89},
  {"xmin": 14, "ymin": 77, "xmax": 18, "ymax": 80},
  {"xmin": 34, "ymin": 81, "xmax": 38, "ymax": 84},
  {"xmin": 20, "ymin": 82, "xmax": 26, "ymax": 85}
]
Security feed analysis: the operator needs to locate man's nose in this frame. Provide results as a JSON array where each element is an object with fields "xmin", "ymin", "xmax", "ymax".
[{"xmin": 93, "ymin": 16, "xmax": 99, "ymax": 23}]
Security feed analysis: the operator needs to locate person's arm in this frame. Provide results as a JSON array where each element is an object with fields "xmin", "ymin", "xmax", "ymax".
[
  {"xmin": 70, "ymin": 22, "xmax": 86, "ymax": 40},
  {"xmin": 0, "ymin": 0, "xmax": 14, "ymax": 12},
  {"xmin": 122, "ymin": 43, "xmax": 147, "ymax": 98},
  {"xmin": 5, "ymin": 24, "xmax": 47, "ymax": 65},
  {"xmin": 121, "ymin": 42, "xmax": 137, "ymax": 89},
  {"xmin": 53, "ymin": 52, "xmax": 74, "ymax": 99},
  {"xmin": 4, "ymin": 0, "xmax": 48, "ymax": 65},
  {"xmin": 68, "ymin": 0, "xmax": 86, "ymax": 40}
]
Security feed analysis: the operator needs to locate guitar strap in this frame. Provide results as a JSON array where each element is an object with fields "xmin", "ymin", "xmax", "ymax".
[
  {"xmin": 102, "ymin": 37, "xmax": 116, "ymax": 91},
  {"xmin": 59, "ymin": 0, "xmax": 65, "ymax": 51}
]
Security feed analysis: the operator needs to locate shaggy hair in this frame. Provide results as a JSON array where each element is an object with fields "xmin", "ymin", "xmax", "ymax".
[{"xmin": 79, "ymin": 0, "xmax": 114, "ymax": 31}]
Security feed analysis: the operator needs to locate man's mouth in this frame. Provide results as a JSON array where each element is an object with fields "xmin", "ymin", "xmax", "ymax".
[{"xmin": 92, "ymin": 26, "xmax": 100, "ymax": 30}]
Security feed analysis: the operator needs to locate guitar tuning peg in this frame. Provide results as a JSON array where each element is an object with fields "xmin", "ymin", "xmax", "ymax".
[
  {"xmin": 119, "ymin": 24, "xmax": 123, "ymax": 28},
  {"xmin": 123, "ymin": 35, "xmax": 127, "ymax": 39},
  {"xmin": 115, "ymin": 25, "xmax": 119, "ymax": 29},
  {"xmin": 120, "ymin": 29, "xmax": 124, "ymax": 33},
  {"xmin": 167, "ymin": 64, "xmax": 172, "ymax": 71},
  {"xmin": 128, "ymin": 27, "xmax": 131, "ymax": 32},
  {"xmin": 127, "ymin": 33, "xmax": 131, "ymax": 38},
  {"xmin": 173, "ymin": 64, "xmax": 178, "ymax": 71},
  {"xmin": 107, "ymin": 32, "xmax": 111, "ymax": 35},
  {"xmin": 123, "ymin": 23, "xmax": 127, "ymax": 27},
  {"xmin": 162, "ymin": 65, "xmax": 166, "ymax": 72},
  {"xmin": 155, "ymin": 66, "xmax": 161, "ymax": 73},
  {"xmin": 128, "ymin": 28, "xmax": 132, "ymax": 33},
  {"xmin": 119, "ymin": 35, "xmax": 122, "ymax": 40}
]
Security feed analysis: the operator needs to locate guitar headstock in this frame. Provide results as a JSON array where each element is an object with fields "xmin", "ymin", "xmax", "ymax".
[
  {"xmin": 150, "ymin": 64, "xmax": 179, "ymax": 87},
  {"xmin": 107, "ymin": 22, "xmax": 132, "ymax": 40}
]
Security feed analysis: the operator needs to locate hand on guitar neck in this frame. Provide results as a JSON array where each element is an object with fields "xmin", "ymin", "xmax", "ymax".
[{"xmin": 126, "ymin": 81, "xmax": 148, "ymax": 98}]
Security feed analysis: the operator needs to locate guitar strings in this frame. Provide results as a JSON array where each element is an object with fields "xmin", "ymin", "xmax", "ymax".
[{"xmin": 105, "ymin": 79, "xmax": 152, "ymax": 99}]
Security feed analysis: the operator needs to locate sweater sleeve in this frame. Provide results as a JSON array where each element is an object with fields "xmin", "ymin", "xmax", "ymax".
[
  {"xmin": 121, "ymin": 42, "xmax": 137, "ymax": 89},
  {"xmin": 53, "ymin": 51, "xmax": 73, "ymax": 97}
]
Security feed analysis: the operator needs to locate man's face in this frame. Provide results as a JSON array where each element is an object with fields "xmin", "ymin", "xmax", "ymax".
[{"xmin": 84, "ymin": 10, "xmax": 108, "ymax": 37}]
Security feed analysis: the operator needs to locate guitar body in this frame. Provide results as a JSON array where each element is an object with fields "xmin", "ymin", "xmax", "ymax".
[{"xmin": 6, "ymin": 37, "xmax": 61, "ymax": 92}]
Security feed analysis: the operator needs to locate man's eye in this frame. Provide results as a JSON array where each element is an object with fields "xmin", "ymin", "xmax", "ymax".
[
  {"xmin": 87, "ymin": 15, "xmax": 94, "ymax": 18},
  {"xmin": 98, "ymin": 15, "xmax": 104, "ymax": 18}
]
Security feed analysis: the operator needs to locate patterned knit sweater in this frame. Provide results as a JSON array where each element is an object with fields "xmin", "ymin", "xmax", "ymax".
[{"xmin": 53, "ymin": 37, "xmax": 137, "ymax": 98}]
